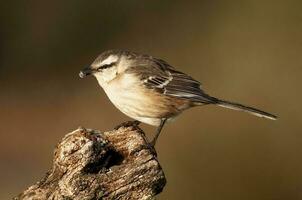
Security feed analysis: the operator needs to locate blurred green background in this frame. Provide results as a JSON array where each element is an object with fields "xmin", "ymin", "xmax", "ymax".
[{"xmin": 1, "ymin": 0, "xmax": 302, "ymax": 199}]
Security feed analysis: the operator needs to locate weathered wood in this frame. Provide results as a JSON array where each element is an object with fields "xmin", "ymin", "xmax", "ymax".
[{"xmin": 15, "ymin": 122, "xmax": 166, "ymax": 200}]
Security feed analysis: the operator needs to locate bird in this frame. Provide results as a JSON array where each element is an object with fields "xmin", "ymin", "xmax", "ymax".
[{"xmin": 79, "ymin": 50, "xmax": 277, "ymax": 146}]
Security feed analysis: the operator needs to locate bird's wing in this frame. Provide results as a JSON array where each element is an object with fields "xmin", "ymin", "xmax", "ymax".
[{"xmin": 126, "ymin": 57, "xmax": 215, "ymax": 104}]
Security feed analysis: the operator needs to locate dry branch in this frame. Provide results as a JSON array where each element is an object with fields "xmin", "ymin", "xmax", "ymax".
[{"xmin": 15, "ymin": 121, "xmax": 166, "ymax": 200}]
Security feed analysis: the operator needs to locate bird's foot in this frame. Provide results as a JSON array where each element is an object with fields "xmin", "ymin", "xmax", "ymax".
[
  {"xmin": 147, "ymin": 142, "xmax": 157, "ymax": 156},
  {"xmin": 149, "ymin": 139, "xmax": 156, "ymax": 148}
]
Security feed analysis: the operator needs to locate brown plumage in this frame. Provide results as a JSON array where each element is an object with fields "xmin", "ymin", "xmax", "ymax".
[{"xmin": 79, "ymin": 50, "xmax": 277, "ymax": 146}]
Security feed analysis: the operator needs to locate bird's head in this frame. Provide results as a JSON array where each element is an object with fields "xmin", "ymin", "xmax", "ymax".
[{"xmin": 79, "ymin": 50, "xmax": 135, "ymax": 84}]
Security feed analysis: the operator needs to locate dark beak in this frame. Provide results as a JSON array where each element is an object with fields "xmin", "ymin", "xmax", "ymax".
[{"xmin": 79, "ymin": 66, "xmax": 93, "ymax": 78}]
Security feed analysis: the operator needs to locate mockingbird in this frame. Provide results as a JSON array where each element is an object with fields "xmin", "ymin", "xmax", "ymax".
[{"xmin": 80, "ymin": 50, "xmax": 277, "ymax": 146}]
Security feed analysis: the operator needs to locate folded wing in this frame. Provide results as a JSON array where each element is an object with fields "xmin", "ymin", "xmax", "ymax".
[{"xmin": 126, "ymin": 57, "xmax": 216, "ymax": 104}]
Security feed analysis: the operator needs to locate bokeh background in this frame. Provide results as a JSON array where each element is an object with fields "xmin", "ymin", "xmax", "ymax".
[{"xmin": 1, "ymin": 0, "xmax": 302, "ymax": 199}]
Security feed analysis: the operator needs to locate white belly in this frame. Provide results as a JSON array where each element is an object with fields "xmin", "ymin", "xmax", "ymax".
[
  {"xmin": 106, "ymin": 88, "xmax": 163, "ymax": 126},
  {"xmin": 99, "ymin": 74, "xmax": 164, "ymax": 126}
]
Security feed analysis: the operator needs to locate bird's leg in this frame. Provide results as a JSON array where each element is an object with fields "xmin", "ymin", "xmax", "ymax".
[{"xmin": 150, "ymin": 118, "xmax": 167, "ymax": 147}]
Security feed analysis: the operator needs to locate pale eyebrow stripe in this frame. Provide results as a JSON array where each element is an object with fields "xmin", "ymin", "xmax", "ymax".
[{"xmin": 101, "ymin": 55, "xmax": 119, "ymax": 65}]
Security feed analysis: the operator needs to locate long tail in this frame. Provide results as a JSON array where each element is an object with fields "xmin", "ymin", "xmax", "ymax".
[{"xmin": 204, "ymin": 96, "xmax": 277, "ymax": 120}]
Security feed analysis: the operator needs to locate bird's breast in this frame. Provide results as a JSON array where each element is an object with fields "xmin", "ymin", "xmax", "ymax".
[{"xmin": 99, "ymin": 74, "xmax": 190, "ymax": 125}]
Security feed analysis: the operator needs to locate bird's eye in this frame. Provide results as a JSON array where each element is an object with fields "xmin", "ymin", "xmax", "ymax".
[{"xmin": 97, "ymin": 63, "xmax": 114, "ymax": 71}]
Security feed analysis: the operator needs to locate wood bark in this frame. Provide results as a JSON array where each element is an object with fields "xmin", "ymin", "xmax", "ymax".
[{"xmin": 15, "ymin": 121, "xmax": 166, "ymax": 200}]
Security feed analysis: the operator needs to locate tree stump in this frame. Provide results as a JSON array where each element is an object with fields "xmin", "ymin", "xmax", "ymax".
[{"xmin": 14, "ymin": 122, "xmax": 166, "ymax": 200}]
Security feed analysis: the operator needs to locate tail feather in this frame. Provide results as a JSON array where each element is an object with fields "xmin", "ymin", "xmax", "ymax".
[{"xmin": 210, "ymin": 98, "xmax": 277, "ymax": 120}]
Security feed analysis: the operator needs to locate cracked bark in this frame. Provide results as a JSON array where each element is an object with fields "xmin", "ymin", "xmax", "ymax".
[{"xmin": 14, "ymin": 122, "xmax": 166, "ymax": 200}]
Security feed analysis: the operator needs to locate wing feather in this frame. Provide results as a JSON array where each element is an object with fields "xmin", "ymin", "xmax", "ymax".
[{"xmin": 126, "ymin": 57, "xmax": 216, "ymax": 104}]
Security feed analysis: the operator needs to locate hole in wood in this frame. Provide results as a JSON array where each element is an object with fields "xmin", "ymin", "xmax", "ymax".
[{"xmin": 83, "ymin": 149, "xmax": 124, "ymax": 174}]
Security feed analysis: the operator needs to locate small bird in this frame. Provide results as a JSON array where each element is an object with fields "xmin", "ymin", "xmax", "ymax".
[{"xmin": 80, "ymin": 50, "xmax": 277, "ymax": 146}]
